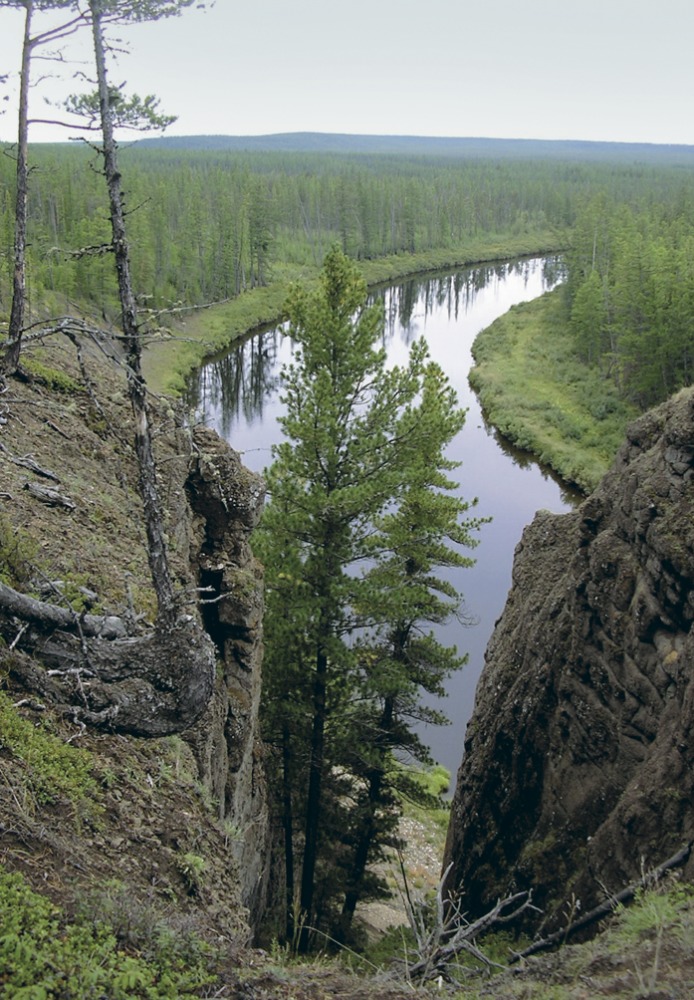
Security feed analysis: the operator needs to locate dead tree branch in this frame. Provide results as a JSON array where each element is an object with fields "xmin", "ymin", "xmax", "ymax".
[
  {"xmin": 401, "ymin": 861, "xmax": 538, "ymax": 982},
  {"xmin": 48, "ymin": 242, "xmax": 113, "ymax": 258},
  {"xmin": 23, "ymin": 481, "xmax": 76, "ymax": 510},
  {"xmin": 0, "ymin": 442, "xmax": 60, "ymax": 482},
  {"xmin": 0, "ymin": 579, "xmax": 125, "ymax": 639},
  {"xmin": 511, "ymin": 842, "xmax": 693, "ymax": 962}
]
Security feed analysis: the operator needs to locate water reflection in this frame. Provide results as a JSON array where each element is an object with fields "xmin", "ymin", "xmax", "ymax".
[
  {"xmin": 189, "ymin": 256, "xmax": 565, "ymax": 430},
  {"xmin": 188, "ymin": 324, "xmax": 286, "ymax": 441}
]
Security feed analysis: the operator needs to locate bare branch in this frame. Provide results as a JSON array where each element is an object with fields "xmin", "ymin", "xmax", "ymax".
[
  {"xmin": 0, "ymin": 441, "xmax": 61, "ymax": 481},
  {"xmin": 29, "ymin": 14, "xmax": 89, "ymax": 50},
  {"xmin": 48, "ymin": 241, "xmax": 113, "ymax": 258},
  {"xmin": 29, "ymin": 117, "xmax": 100, "ymax": 130},
  {"xmin": 0, "ymin": 578, "xmax": 126, "ymax": 639},
  {"xmin": 399, "ymin": 861, "xmax": 539, "ymax": 982}
]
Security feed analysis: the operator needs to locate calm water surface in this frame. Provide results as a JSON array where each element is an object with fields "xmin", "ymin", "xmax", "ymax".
[{"xmin": 189, "ymin": 257, "xmax": 579, "ymax": 779}]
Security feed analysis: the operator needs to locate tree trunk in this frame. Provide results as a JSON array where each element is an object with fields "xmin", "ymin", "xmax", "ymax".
[
  {"xmin": 282, "ymin": 723, "xmax": 296, "ymax": 942},
  {"xmin": 3, "ymin": 1, "xmax": 32, "ymax": 376},
  {"xmin": 5, "ymin": 622, "xmax": 216, "ymax": 738},
  {"xmin": 88, "ymin": 2, "xmax": 175, "ymax": 629},
  {"xmin": 298, "ymin": 643, "xmax": 327, "ymax": 952},
  {"xmin": 340, "ymin": 695, "xmax": 394, "ymax": 933}
]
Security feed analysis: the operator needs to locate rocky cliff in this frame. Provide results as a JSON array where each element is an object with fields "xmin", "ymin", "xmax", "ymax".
[
  {"xmin": 444, "ymin": 387, "xmax": 694, "ymax": 931},
  {"xmin": 184, "ymin": 426, "xmax": 271, "ymax": 927}
]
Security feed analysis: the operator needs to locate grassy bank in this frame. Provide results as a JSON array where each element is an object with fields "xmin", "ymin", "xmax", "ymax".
[
  {"xmin": 142, "ymin": 232, "xmax": 565, "ymax": 395},
  {"xmin": 469, "ymin": 286, "xmax": 637, "ymax": 493}
]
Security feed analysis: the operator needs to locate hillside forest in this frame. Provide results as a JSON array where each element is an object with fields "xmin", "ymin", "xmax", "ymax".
[{"xmin": 2, "ymin": 9, "xmax": 694, "ymax": 986}]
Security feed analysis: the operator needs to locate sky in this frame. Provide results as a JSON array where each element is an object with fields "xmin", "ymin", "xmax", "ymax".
[{"xmin": 0, "ymin": 0, "xmax": 693, "ymax": 146}]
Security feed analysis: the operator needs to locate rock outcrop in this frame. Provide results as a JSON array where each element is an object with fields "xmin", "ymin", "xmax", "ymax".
[
  {"xmin": 444, "ymin": 388, "xmax": 694, "ymax": 931},
  {"xmin": 184, "ymin": 426, "xmax": 270, "ymax": 929}
]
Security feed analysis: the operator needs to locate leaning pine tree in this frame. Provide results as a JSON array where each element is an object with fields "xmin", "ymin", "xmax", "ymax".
[{"xmin": 257, "ymin": 246, "xmax": 484, "ymax": 948}]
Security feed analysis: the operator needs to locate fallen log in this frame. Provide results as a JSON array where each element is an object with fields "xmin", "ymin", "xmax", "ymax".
[
  {"xmin": 23, "ymin": 481, "xmax": 76, "ymax": 510},
  {"xmin": 0, "ymin": 580, "xmax": 125, "ymax": 638},
  {"xmin": 511, "ymin": 842, "xmax": 693, "ymax": 962}
]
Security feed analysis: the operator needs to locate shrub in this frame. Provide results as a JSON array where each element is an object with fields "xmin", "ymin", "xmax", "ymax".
[{"xmin": 0, "ymin": 690, "xmax": 97, "ymax": 814}]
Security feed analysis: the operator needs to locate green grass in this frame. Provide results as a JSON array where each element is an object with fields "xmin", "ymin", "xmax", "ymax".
[
  {"xmin": 21, "ymin": 356, "xmax": 81, "ymax": 394},
  {"xmin": 143, "ymin": 232, "xmax": 565, "ymax": 396},
  {"xmin": 398, "ymin": 762, "xmax": 452, "ymax": 840},
  {"xmin": 469, "ymin": 287, "xmax": 637, "ymax": 493}
]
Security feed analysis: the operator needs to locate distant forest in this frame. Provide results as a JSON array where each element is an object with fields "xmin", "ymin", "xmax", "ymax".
[
  {"xmin": 2, "ymin": 133, "xmax": 694, "ymax": 407},
  {"xmin": 137, "ymin": 132, "xmax": 694, "ymax": 164}
]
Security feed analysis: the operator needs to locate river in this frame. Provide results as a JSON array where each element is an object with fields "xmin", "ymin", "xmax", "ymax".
[{"xmin": 188, "ymin": 256, "xmax": 580, "ymax": 780}]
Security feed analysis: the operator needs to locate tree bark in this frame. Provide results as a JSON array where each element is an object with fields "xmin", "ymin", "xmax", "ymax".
[
  {"xmin": 88, "ymin": 1, "xmax": 176, "ymax": 629},
  {"xmin": 3, "ymin": 1, "xmax": 32, "ymax": 375},
  {"xmin": 1, "ymin": 581, "xmax": 216, "ymax": 737},
  {"xmin": 340, "ymin": 696, "xmax": 394, "ymax": 933},
  {"xmin": 0, "ymin": 579, "xmax": 125, "ymax": 637},
  {"xmin": 298, "ymin": 642, "xmax": 327, "ymax": 952},
  {"xmin": 282, "ymin": 723, "xmax": 296, "ymax": 942}
]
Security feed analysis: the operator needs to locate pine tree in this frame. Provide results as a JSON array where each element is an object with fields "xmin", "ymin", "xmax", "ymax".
[
  {"xmin": 0, "ymin": 0, "xmax": 80, "ymax": 375},
  {"xmin": 77, "ymin": 0, "xmax": 211, "ymax": 626},
  {"xmin": 258, "ymin": 246, "xmax": 483, "ymax": 947},
  {"xmin": 337, "ymin": 361, "xmax": 484, "ymax": 935}
]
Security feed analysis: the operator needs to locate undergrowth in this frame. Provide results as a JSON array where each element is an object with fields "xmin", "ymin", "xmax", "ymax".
[
  {"xmin": 0, "ymin": 689, "xmax": 98, "ymax": 817},
  {"xmin": 0, "ymin": 867, "xmax": 216, "ymax": 999},
  {"xmin": 0, "ymin": 515, "xmax": 38, "ymax": 590},
  {"xmin": 21, "ymin": 355, "xmax": 81, "ymax": 394},
  {"xmin": 352, "ymin": 878, "xmax": 694, "ymax": 998}
]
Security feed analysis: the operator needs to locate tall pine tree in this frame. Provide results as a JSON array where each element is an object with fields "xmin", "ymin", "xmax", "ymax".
[{"xmin": 258, "ymin": 247, "xmax": 483, "ymax": 947}]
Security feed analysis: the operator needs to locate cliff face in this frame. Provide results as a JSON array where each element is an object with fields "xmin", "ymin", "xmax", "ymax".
[
  {"xmin": 444, "ymin": 388, "xmax": 694, "ymax": 929},
  {"xmin": 184, "ymin": 427, "xmax": 271, "ymax": 927}
]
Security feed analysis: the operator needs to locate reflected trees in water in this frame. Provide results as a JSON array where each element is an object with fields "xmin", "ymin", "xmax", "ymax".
[
  {"xmin": 190, "ymin": 257, "xmax": 564, "ymax": 433},
  {"xmin": 189, "ymin": 326, "xmax": 286, "ymax": 440}
]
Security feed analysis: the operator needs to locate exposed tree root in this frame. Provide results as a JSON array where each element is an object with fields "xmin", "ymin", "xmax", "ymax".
[{"xmin": 1, "ymin": 579, "xmax": 216, "ymax": 737}]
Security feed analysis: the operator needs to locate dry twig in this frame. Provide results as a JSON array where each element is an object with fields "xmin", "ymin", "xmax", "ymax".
[{"xmin": 399, "ymin": 858, "xmax": 537, "ymax": 982}]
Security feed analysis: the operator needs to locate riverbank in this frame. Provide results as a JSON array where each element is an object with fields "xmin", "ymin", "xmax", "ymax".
[
  {"xmin": 469, "ymin": 286, "xmax": 637, "ymax": 493},
  {"xmin": 142, "ymin": 231, "xmax": 565, "ymax": 395}
]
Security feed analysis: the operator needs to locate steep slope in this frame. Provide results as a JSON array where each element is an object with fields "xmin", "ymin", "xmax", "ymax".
[
  {"xmin": 0, "ymin": 334, "xmax": 269, "ymax": 942},
  {"xmin": 444, "ymin": 387, "xmax": 694, "ymax": 931}
]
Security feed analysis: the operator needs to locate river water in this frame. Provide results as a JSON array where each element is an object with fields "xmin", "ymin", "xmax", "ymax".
[{"xmin": 188, "ymin": 256, "xmax": 579, "ymax": 779}]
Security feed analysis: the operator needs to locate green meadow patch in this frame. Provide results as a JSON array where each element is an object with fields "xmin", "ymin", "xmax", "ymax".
[{"xmin": 469, "ymin": 287, "xmax": 637, "ymax": 493}]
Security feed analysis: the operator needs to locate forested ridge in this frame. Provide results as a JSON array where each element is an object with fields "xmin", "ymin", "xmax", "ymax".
[
  {"xmin": 565, "ymin": 193, "xmax": 694, "ymax": 407},
  {"xmin": 136, "ymin": 131, "xmax": 694, "ymax": 163}
]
